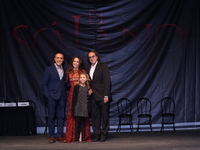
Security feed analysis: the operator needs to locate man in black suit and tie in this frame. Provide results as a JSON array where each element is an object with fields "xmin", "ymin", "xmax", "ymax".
[
  {"xmin": 42, "ymin": 53, "xmax": 66, "ymax": 143},
  {"xmin": 85, "ymin": 50, "xmax": 111, "ymax": 142}
]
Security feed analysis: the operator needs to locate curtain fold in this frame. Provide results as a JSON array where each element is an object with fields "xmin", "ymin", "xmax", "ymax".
[{"xmin": 0, "ymin": 0, "xmax": 199, "ymax": 127}]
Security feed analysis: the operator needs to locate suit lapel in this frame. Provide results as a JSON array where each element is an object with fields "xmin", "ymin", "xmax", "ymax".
[
  {"xmin": 52, "ymin": 65, "xmax": 60, "ymax": 80},
  {"xmin": 93, "ymin": 62, "xmax": 100, "ymax": 81}
]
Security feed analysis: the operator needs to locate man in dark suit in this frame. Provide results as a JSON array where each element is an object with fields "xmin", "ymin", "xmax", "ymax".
[
  {"xmin": 42, "ymin": 53, "xmax": 66, "ymax": 143},
  {"xmin": 85, "ymin": 50, "xmax": 111, "ymax": 142}
]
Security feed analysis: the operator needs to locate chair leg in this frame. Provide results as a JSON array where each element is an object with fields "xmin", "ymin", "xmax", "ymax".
[
  {"xmin": 161, "ymin": 123, "xmax": 163, "ymax": 132},
  {"xmin": 150, "ymin": 124, "xmax": 153, "ymax": 133},
  {"xmin": 149, "ymin": 118, "xmax": 153, "ymax": 133},
  {"xmin": 137, "ymin": 125, "xmax": 139, "ymax": 133},
  {"xmin": 173, "ymin": 117, "xmax": 176, "ymax": 132},
  {"xmin": 44, "ymin": 127, "xmax": 47, "ymax": 134},
  {"xmin": 150, "ymin": 123, "xmax": 153, "ymax": 133},
  {"xmin": 173, "ymin": 120, "xmax": 176, "ymax": 132},
  {"xmin": 161, "ymin": 117, "xmax": 176, "ymax": 132},
  {"xmin": 130, "ymin": 118, "xmax": 133, "ymax": 133},
  {"xmin": 130, "ymin": 124, "xmax": 133, "ymax": 133},
  {"xmin": 137, "ymin": 118, "xmax": 140, "ymax": 133},
  {"xmin": 44, "ymin": 117, "xmax": 48, "ymax": 134},
  {"xmin": 116, "ymin": 125, "xmax": 119, "ymax": 133},
  {"xmin": 173, "ymin": 124, "xmax": 176, "ymax": 132},
  {"xmin": 117, "ymin": 118, "xmax": 121, "ymax": 133},
  {"xmin": 161, "ymin": 117, "xmax": 164, "ymax": 132},
  {"xmin": 116, "ymin": 124, "xmax": 121, "ymax": 133}
]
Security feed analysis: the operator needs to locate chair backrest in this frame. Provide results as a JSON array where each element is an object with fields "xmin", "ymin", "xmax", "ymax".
[
  {"xmin": 26, "ymin": 100, "xmax": 36, "ymax": 113},
  {"xmin": 117, "ymin": 98, "xmax": 132, "ymax": 115},
  {"xmin": 161, "ymin": 97, "xmax": 175, "ymax": 114},
  {"xmin": 137, "ymin": 98, "xmax": 151, "ymax": 115}
]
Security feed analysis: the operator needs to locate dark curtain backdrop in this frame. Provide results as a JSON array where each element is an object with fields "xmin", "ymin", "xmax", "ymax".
[{"xmin": 0, "ymin": 0, "xmax": 200, "ymax": 128}]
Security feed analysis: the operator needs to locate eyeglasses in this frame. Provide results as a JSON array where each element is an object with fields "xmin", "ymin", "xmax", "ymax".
[{"xmin": 88, "ymin": 55, "xmax": 96, "ymax": 59}]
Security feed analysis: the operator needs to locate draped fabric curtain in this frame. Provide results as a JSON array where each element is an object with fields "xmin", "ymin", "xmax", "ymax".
[{"xmin": 0, "ymin": 0, "xmax": 199, "ymax": 128}]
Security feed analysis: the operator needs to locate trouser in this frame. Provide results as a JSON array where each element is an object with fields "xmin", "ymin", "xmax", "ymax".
[
  {"xmin": 75, "ymin": 117, "xmax": 86, "ymax": 141},
  {"xmin": 47, "ymin": 97, "xmax": 65, "ymax": 138},
  {"xmin": 91, "ymin": 100, "xmax": 110, "ymax": 138}
]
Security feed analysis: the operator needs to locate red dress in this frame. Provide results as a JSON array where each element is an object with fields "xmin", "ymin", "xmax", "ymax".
[{"xmin": 65, "ymin": 70, "xmax": 91, "ymax": 143}]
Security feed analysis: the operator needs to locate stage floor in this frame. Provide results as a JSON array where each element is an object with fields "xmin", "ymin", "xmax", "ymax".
[{"xmin": 0, "ymin": 130, "xmax": 200, "ymax": 150}]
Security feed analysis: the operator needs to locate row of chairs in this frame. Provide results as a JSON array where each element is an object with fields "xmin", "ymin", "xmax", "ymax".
[{"xmin": 116, "ymin": 97, "xmax": 175, "ymax": 133}]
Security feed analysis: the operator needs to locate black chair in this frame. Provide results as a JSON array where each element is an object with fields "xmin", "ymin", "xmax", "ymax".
[
  {"xmin": 160, "ymin": 97, "xmax": 175, "ymax": 131},
  {"xmin": 26, "ymin": 100, "xmax": 36, "ymax": 113},
  {"xmin": 116, "ymin": 98, "xmax": 133, "ymax": 133},
  {"xmin": 136, "ymin": 98, "xmax": 152, "ymax": 132}
]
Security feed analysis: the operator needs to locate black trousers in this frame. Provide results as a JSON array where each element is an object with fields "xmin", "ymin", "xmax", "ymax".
[
  {"xmin": 75, "ymin": 117, "xmax": 86, "ymax": 141},
  {"xmin": 91, "ymin": 100, "xmax": 110, "ymax": 138}
]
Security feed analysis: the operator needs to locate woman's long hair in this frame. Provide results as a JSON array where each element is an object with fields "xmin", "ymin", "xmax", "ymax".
[{"xmin": 66, "ymin": 56, "xmax": 85, "ymax": 75}]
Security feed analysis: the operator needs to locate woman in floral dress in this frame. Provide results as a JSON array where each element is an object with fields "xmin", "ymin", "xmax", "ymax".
[{"xmin": 65, "ymin": 56, "xmax": 91, "ymax": 143}]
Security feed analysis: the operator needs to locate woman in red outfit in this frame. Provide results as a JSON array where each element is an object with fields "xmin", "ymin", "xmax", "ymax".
[{"xmin": 65, "ymin": 56, "xmax": 91, "ymax": 143}]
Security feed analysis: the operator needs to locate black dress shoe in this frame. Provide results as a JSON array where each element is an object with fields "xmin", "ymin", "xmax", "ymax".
[
  {"xmin": 82, "ymin": 139, "xmax": 86, "ymax": 143},
  {"xmin": 93, "ymin": 137, "xmax": 100, "ymax": 142},
  {"xmin": 100, "ymin": 137, "xmax": 106, "ymax": 142}
]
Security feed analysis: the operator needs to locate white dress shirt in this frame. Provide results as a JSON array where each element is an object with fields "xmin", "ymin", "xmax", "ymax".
[
  {"xmin": 89, "ymin": 61, "xmax": 98, "ymax": 80},
  {"xmin": 54, "ymin": 64, "xmax": 64, "ymax": 80}
]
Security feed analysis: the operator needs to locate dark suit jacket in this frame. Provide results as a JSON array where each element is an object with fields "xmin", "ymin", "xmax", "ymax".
[
  {"xmin": 85, "ymin": 62, "xmax": 111, "ymax": 101},
  {"xmin": 41, "ymin": 64, "xmax": 66, "ymax": 100}
]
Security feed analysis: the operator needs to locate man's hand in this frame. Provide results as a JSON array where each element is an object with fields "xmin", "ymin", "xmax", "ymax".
[
  {"xmin": 88, "ymin": 89, "xmax": 93, "ymax": 95},
  {"xmin": 103, "ymin": 97, "xmax": 109, "ymax": 103}
]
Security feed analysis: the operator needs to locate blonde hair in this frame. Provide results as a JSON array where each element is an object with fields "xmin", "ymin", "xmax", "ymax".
[{"xmin": 78, "ymin": 73, "xmax": 91, "ymax": 89}]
